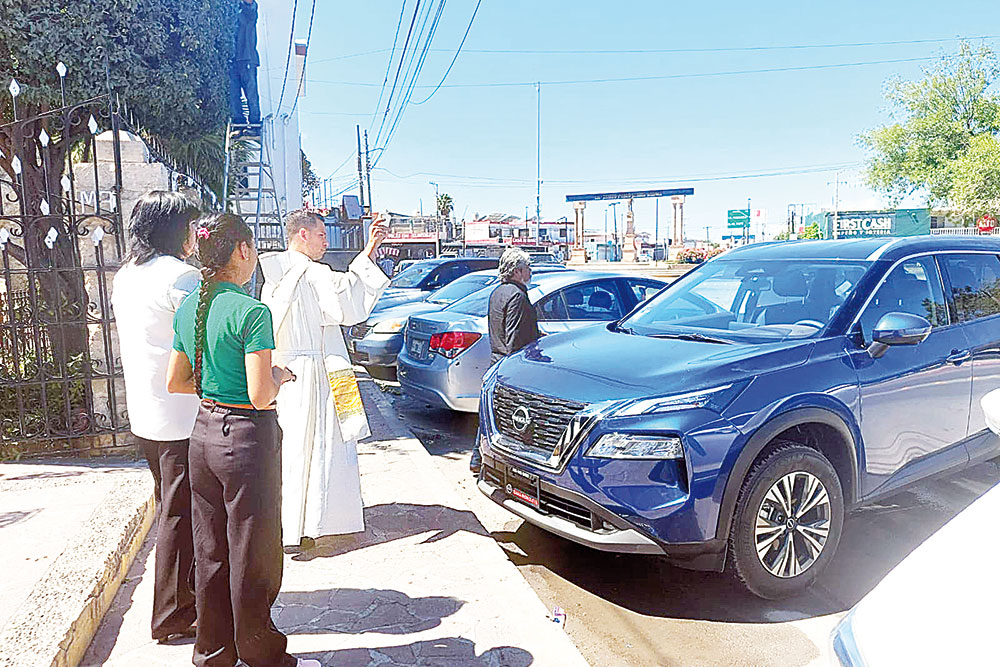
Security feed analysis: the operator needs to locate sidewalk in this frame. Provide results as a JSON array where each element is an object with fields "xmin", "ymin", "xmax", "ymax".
[
  {"xmin": 83, "ymin": 380, "xmax": 588, "ymax": 666},
  {"xmin": 0, "ymin": 459, "xmax": 153, "ymax": 667}
]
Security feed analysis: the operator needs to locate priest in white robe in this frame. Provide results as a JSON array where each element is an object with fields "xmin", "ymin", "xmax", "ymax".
[{"xmin": 259, "ymin": 210, "xmax": 389, "ymax": 548}]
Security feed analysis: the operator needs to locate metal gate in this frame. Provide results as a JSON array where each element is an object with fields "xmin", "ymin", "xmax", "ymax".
[{"xmin": 0, "ymin": 96, "xmax": 128, "ymax": 458}]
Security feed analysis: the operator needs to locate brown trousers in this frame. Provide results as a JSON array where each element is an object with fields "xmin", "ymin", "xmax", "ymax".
[
  {"xmin": 135, "ymin": 435, "xmax": 197, "ymax": 639},
  {"xmin": 188, "ymin": 404, "xmax": 296, "ymax": 667}
]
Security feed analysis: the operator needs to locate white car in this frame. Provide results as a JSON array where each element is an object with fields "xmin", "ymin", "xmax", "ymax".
[{"xmin": 830, "ymin": 392, "xmax": 1000, "ymax": 666}]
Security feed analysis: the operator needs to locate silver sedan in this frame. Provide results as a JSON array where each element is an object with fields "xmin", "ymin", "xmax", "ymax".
[{"xmin": 397, "ymin": 271, "xmax": 666, "ymax": 412}]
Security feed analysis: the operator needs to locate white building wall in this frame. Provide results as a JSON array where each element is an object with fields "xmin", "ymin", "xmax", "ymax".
[{"xmin": 256, "ymin": 0, "xmax": 303, "ymax": 214}]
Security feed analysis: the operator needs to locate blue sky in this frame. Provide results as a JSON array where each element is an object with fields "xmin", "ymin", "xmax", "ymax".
[{"xmin": 291, "ymin": 0, "xmax": 1000, "ymax": 242}]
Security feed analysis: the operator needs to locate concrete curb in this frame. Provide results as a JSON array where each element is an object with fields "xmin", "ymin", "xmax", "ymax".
[{"xmin": 0, "ymin": 475, "xmax": 155, "ymax": 667}]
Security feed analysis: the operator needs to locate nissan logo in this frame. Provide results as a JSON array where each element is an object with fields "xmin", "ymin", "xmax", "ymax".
[{"xmin": 511, "ymin": 406, "xmax": 531, "ymax": 433}]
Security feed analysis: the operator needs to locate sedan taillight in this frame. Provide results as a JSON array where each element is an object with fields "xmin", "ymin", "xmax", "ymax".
[{"xmin": 429, "ymin": 331, "xmax": 481, "ymax": 358}]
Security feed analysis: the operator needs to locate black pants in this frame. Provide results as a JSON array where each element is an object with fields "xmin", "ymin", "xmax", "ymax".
[
  {"xmin": 189, "ymin": 404, "xmax": 296, "ymax": 667},
  {"xmin": 135, "ymin": 434, "xmax": 197, "ymax": 639},
  {"xmin": 229, "ymin": 61, "xmax": 261, "ymax": 125}
]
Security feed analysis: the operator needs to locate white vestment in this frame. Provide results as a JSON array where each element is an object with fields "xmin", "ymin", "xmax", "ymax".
[{"xmin": 259, "ymin": 250, "xmax": 388, "ymax": 541}]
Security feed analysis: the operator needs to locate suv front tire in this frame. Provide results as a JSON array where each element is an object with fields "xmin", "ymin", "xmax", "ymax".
[{"xmin": 728, "ymin": 443, "xmax": 845, "ymax": 599}]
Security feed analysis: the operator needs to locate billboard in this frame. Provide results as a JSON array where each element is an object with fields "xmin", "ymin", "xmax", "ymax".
[{"xmin": 833, "ymin": 209, "xmax": 930, "ymax": 238}]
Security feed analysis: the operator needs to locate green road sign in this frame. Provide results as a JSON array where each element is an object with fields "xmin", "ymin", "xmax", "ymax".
[{"xmin": 728, "ymin": 209, "xmax": 750, "ymax": 229}]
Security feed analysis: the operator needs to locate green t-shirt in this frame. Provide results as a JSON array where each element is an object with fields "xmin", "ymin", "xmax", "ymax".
[{"xmin": 172, "ymin": 282, "xmax": 275, "ymax": 405}]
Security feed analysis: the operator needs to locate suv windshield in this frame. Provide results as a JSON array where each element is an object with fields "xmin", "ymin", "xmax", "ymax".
[
  {"xmin": 389, "ymin": 262, "xmax": 438, "ymax": 288},
  {"xmin": 428, "ymin": 273, "xmax": 496, "ymax": 305},
  {"xmin": 623, "ymin": 259, "xmax": 870, "ymax": 343}
]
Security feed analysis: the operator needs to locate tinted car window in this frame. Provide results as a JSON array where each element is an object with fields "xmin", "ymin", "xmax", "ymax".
[
  {"xmin": 389, "ymin": 262, "xmax": 438, "ymax": 288},
  {"xmin": 858, "ymin": 256, "xmax": 948, "ymax": 340},
  {"xmin": 941, "ymin": 254, "xmax": 1000, "ymax": 322},
  {"xmin": 626, "ymin": 279, "xmax": 664, "ymax": 306},
  {"xmin": 537, "ymin": 293, "xmax": 569, "ymax": 321},
  {"xmin": 560, "ymin": 280, "xmax": 623, "ymax": 321}
]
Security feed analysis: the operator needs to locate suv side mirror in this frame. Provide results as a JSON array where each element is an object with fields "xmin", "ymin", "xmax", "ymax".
[{"xmin": 869, "ymin": 312, "xmax": 932, "ymax": 359}]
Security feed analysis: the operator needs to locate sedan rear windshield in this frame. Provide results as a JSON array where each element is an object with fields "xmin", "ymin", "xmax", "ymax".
[
  {"xmin": 622, "ymin": 259, "xmax": 870, "ymax": 343},
  {"xmin": 428, "ymin": 274, "xmax": 496, "ymax": 305}
]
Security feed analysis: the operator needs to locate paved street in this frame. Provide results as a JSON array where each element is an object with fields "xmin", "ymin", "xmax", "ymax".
[{"xmin": 381, "ymin": 382, "xmax": 1000, "ymax": 667}]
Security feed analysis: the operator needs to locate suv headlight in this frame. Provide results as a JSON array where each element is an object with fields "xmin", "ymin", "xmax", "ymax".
[
  {"xmin": 372, "ymin": 318, "xmax": 406, "ymax": 334},
  {"xmin": 587, "ymin": 433, "xmax": 684, "ymax": 459},
  {"xmin": 609, "ymin": 382, "xmax": 746, "ymax": 417}
]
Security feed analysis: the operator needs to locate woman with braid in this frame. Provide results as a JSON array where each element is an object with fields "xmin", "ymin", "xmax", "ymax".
[{"xmin": 165, "ymin": 212, "xmax": 318, "ymax": 667}]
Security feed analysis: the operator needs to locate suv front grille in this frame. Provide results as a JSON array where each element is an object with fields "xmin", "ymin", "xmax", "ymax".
[
  {"xmin": 493, "ymin": 383, "xmax": 584, "ymax": 455},
  {"xmin": 483, "ymin": 463, "xmax": 596, "ymax": 530},
  {"xmin": 350, "ymin": 322, "xmax": 372, "ymax": 339}
]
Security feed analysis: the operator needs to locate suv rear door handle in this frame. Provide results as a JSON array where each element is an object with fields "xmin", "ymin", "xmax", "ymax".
[{"xmin": 946, "ymin": 349, "xmax": 972, "ymax": 365}]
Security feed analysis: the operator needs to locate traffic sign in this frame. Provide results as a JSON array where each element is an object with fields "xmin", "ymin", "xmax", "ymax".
[{"xmin": 727, "ymin": 209, "xmax": 750, "ymax": 229}]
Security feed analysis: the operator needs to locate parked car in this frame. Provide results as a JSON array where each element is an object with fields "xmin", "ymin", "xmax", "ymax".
[
  {"xmin": 474, "ymin": 236, "xmax": 1000, "ymax": 599},
  {"xmin": 350, "ymin": 266, "xmax": 572, "ymax": 380},
  {"xmin": 528, "ymin": 252, "xmax": 564, "ymax": 266},
  {"xmin": 830, "ymin": 479, "xmax": 1000, "ymax": 666},
  {"xmin": 374, "ymin": 257, "xmax": 500, "ymax": 311},
  {"xmin": 397, "ymin": 272, "xmax": 667, "ymax": 412}
]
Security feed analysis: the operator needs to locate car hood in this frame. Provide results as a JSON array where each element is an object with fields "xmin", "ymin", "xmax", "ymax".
[
  {"xmin": 374, "ymin": 288, "xmax": 428, "ymax": 311},
  {"xmin": 843, "ymin": 482, "xmax": 1000, "ymax": 666},
  {"xmin": 495, "ymin": 324, "xmax": 814, "ymax": 404}
]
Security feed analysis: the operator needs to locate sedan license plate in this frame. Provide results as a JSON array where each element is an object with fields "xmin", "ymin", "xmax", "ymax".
[
  {"xmin": 505, "ymin": 465, "xmax": 540, "ymax": 509},
  {"xmin": 408, "ymin": 337, "xmax": 428, "ymax": 359}
]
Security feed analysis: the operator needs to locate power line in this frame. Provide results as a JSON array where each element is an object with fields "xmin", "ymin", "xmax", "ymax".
[
  {"xmin": 310, "ymin": 55, "xmax": 940, "ymax": 89},
  {"xmin": 287, "ymin": 0, "xmax": 317, "ymax": 118},
  {"xmin": 375, "ymin": 0, "xmax": 446, "ymax": 161},
  {"xmin": 373, "ymin": 0, "xmax": 424, "ymax": 148},
  {"xmin": 274, "ymin": 0, "xmax": 300, "ymax": 113},
  {"xmin": 411, "ymin": 0, "xmax": 483, "ymax": 105},
  {"xmin": 307, "ymin": 35, "xmax": 999, "ymax": 64},
  {"xmin": 368, "ymin": 1, "xmax": 409, "ymax": 133}
]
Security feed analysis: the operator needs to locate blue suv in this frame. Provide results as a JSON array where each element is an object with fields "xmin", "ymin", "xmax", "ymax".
[{"xmin": 477, "ymin": 236, "xmax": 1000, "ymax": 599}]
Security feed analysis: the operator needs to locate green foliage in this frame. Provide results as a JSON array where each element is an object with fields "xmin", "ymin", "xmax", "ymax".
[
  {"xmin": 301, "ymin": 149, "xmax": 320, "ymax": 197},
  {"xmin": 800, "ymin": 223, "xmax": 822, "ymax": 240},
  {"xmin": 861, "ymin": 43, "xmax": 1000, "ymax": 217},
  {"xmin": 437, "ymin": 193, "xmax": 454, "ymax": 219},
  {"xmin": 0, "ymin": 0, "xmax": 234, "ymax": 176}
]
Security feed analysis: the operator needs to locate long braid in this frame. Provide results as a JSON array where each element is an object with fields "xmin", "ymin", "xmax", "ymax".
[
  {"xmin": 193, "ymin": 267, "xmax": 216, "ymax": 398},
  {"xmin": 191, "ymin": 212, "xmax": 254, "ymax": 398}
]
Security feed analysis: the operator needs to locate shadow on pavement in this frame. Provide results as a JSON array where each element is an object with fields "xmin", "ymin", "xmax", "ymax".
[
  {"xmin": 493, "ymin": 460, "xmax": 1000, "ymax": 624},
  {"xmin": 297, "ymin": 636, "xmax": 533, "ymax": 666},
  {"xmin": 276, "ymin": 588, "xmax": 463, "ymax": 635},
  {"xmin": 292, "ymin": 503, "xmax": 489, "ymax": 562}
]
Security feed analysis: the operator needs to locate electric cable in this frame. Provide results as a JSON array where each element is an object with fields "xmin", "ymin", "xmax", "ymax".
[
  {"xmin": 411, "ymin": 0, "xmax": 483, "ymax": 105},
  {"xmin": 274, "ymin": 0, "xmax": 300, "ymax": 112}
]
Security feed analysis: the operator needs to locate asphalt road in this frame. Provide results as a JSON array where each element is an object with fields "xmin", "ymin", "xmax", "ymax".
[{"xmin": 376, "ymin": 382, "xmax": 1000, "ymax": 667}]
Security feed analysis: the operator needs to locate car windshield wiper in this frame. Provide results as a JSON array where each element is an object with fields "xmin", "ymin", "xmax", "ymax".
[
  {"xmin": 612, "ymin": 322, "xmax": 635, "ymax": 334},
  {"xmin": 648, "ymin": 331, "xmax": 734, "ymax": 345}
]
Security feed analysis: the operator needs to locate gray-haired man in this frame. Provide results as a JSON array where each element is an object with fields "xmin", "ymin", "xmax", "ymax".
[{"xmin": 472, "ymin": 248, "xmax": 540, "ymax": 473}]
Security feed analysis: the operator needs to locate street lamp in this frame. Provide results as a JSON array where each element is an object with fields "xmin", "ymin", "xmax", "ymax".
[{"xmin": 430, "ymin": 181, "xmax": 440, "ymax": 255}]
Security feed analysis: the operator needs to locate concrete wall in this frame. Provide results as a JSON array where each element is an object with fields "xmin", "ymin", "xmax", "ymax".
[{"xmin": 258, "ymin": 0, "xmax": 304, "ymax": 216}]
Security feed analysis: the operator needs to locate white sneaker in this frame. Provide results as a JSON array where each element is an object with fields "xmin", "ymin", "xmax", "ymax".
[{"xmin": 296, "ymin": 660, "xmax": 321, "ymax": 667}]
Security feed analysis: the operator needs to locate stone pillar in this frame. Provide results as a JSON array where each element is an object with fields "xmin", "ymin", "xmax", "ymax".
[
  {"xmin": 569, "ymin": 201, "xmax": 587, "ymax": 264},
  {"xmin": 622, "ymin": 198, "xmax": 637, "ymax": 263}
]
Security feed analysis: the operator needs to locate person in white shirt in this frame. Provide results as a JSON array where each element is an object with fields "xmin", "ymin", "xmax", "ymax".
[{"xmin": 111, "ymin": 191, "xmax": 201, "ymax": 644}]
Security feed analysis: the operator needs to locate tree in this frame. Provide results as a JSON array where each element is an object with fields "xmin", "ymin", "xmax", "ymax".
[
  {"xmin": 301, "ymin": 149, "xmax": 320, "ymax": 198},
  {"xmin": 0, "ymin": 0, "xmax": 232, "ymax": 366},
  {"xmin": 861, "ymin": 43, "xmax": 1000, "ymax": 218},
  {"xmin": 436, "ymin": 193, "xmax": 453, "ymax": 219},
  {"xmin": 800, "ymin": 223, "xmax": 822, "ymax": 240}
]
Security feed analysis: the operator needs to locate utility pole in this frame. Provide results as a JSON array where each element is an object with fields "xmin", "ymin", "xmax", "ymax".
[
  {"xmin": 430, "ymin": 181, "xmax": 440, "ymax": 257},
  {"xmin": 364, "ymin": 130, "xmax": 372, "ymax": 213},
  {"xmin": 604, "ymin": 209, "xmax": 608, "ymax": 261},
  {"xmin": 355, "ymin": 125, "xmax": 366, "ymax": 215},
  {"xmin": 705, "ymin": 226, "xmax": 710, "ymax": 244},
  {"xmin": 535, "ymin": 82, "xmax": 541, "ymax": 241},
  {"xmin": 745, "ymin": 197, "xmax": 751, "ymax": 245},
  {"xmin": 654, "ymin": 199, "xmax": 659, "ymax": 263},
  {"xmin": 610, "ymin": 202, "xmax": 619, "ymax": 261}
]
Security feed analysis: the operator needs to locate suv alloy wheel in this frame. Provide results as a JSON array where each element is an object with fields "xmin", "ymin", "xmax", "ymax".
[{"xmin": 729, "ymin": 443, "xmax": 845, "ymax": 599}]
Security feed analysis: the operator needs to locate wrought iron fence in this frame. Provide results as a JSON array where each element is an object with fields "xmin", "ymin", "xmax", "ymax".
[{"xmin": 0, "ymin": 95, "xmax": 130, "ymax": 458}]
